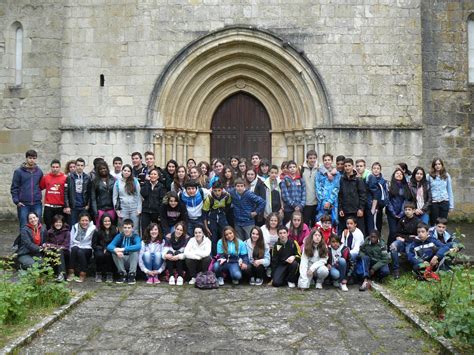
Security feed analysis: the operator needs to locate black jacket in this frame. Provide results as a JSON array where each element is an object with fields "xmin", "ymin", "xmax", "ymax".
[
  {"xmin": 64, "ymin": 173, "xmax": 91, "ymax": 209},
  {"xmin": 271, "ymin": 239, "xmax": 301, "ymax": 271},
  {"xmin": 141, "ymin": 180, "xmax": 167, "ymax": 214},
  {"xmin": 90, "ymin": 175, "xmax": 115, "ymax": 215},
  {"xmin": 338, "ymin": 170, "xmax": 367, "ymax": 214},
  {"xmin": 16, "ymin": 224, "xmax": 46, "ymax": 256},
  {"xmin": 396, "ymin": 215, "xmax": 421, "ymax": 243},
  {"xmin": 406, "ymin": 182, "xmax": 432, "ymax": 213}
]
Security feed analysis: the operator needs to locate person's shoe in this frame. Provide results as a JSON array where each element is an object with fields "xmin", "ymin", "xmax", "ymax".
[
  {"xmin": 340, "ymin": 283, "xmax": 349, "ymax": 292},
  {"xmin": 249, "ymin": 277, "xmax": 256, "ymax": 286},
  {"xmin": 169, "ymin": 275, "xmax": 176, "ymax": 285},
  {"xmin": 287, "ymin": 282, "xmax": 296, "ymax": 288},
  {"xmin": 95, "ymin": 272, "xmax": 103, "ymax": 283},
  {"xmin": 116, "ymin": 272, "xmax": 126, "ymax": 284},
  {"xmin": 393, "ymin": 270, "xmax": 400, "ymax": 280},
  {"xmin": 55, "ymin": 273, "xmax": 65, "ymax": 282},
  {"xmin": 189, "ymin": 277, "xmax": 196, "ymax": 285},
  {"xmin": 75, "ymin": 272, "xmax": 87, "ymax": 283},
  {"xmin": 359, "ymin": 280, "xmax": 371, "ymax": 291},
  {"xmin": 66, "ymin": 271, "xmax": 75, "ymax": 282},
  {"xmin": 127, "ymin": 273, "xmax": 136, "ymax": 285},
  {"xmin": 333, "ymin": 281, "xmax": 340, "ymax": 288},
  {"xmin": 176, "ymin": 276, "xmax": 184, "ymax": 286},
  {"xmin": 146, "ymin": 276, "xmax": 154, "ymax": 285},
  {"xmin": 153, "ymin": 276, "xmax": 160, "ymax": 284},
  {"xmin": 315, "ymin": 282, "xmax": 323, "ymax": 289},
  {"xmin": 255, "ymin": 278, "xmax": 263, "ymax": 286},
  {"xmin": 217, "ymin": 277, "xmax": 224, "ymax": 286},
  {"xmin": 232, "ymin": 279, "xmax": 239, "ymax": 285},
  {"xmin": 105, "ymin": 272, "xmax": 114, "ymax": 283}
]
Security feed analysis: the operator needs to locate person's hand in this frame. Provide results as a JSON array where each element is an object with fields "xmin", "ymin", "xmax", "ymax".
[
  {"xmin": 324, "ymin": 202, "xmax": 331, "ymax": 209},
  {"xmin": 250, "ymin": 211, "xmax": 257, "ymax": 217},
  {"xmin": 219, "ymin": 258, "xmax": 226, "ymax": 265},
  {"xmin": 136, "ymin": 211, "xmax": 141, "ymax": 216},
  {"xmin": 116, "ymin": 210, "xmax": 122, "ymax": 218},
  {"xmin": 295, "ymin": 206, "xmax": 301, "ymax": 211},
  {"xmin": 116, "ymin": 251, "xmax": 124, "ymax": 258},
  {"xmin": 327, "ymin": 264, "xmax": 332, "ymax": 270},
  {"xmin": 286, "ymin": 256, "xmax": 295, "ymax": 264},
  {"xmin": 307, "ymin": 269, "xmax": 313, "ymax": 277},
  {"xmin": 241, "ymin": 263, "xmax": 248, "ymax": 271},
  {"xmin": 205, "ymin": 227, "xmax": 212, "ymax": 236},
  {"xmin": 339, "ymin": 210, "xmax": 345, "ymax": 217},
  {"xmin": 357, "ymin": 209, "xmax": 364, "ymax": 217},
  {"xmin": 63, "ymin": 207, "xmax": 71, "ymax": 214},
  {"xmin": 430, "ymin": 256, "xmax": 439, "ymax": 267},
  {"xmin": 371, "ymin": 207, "xmax": 376, "ymax": 215},
  {"xmin": 17, "ymin": 202, "xmax": 25, "ymax": 207},
  {"xmin": 396, "ymin": 236, "xmax": 405, "ymax": 242}
]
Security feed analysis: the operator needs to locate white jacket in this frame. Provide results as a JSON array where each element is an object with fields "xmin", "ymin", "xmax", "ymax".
[
  {"xmin": 138, "ymin": 240, "xmax": 165, "ymax": 274},
  {"xmin": 298, "ymin": 249, "xmax": 329, "ymax": 289},
  {"xmin": 341, "ymin": 227, "xmax": 364, "ymax": 257},
  {"xmin": 183, "ymin": 237, "xmax": 211, "ymax": 260}
]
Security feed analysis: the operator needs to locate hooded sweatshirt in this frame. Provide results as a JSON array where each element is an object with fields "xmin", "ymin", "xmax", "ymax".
[
  {"xmin": 70, "ymin": 221, "xmax": 95, "ymax": 250},
  {"xmin": 11, "ymin": 163, "xmax": 43, "ymax": 205}
]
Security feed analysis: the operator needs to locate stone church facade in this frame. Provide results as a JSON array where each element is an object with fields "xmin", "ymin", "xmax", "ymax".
[{"xmin": 0, "ymin": 0, "xmax": 472, "ymax": 218}]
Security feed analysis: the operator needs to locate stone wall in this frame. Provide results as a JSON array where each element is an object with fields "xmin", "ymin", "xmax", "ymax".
[
  {"xmin": 0, "ymin": 0, "xmax": 64, "ymax": 218},
  {"xmin": 421, "ymin": 1, "xmax": 474, "ymax": 216}
]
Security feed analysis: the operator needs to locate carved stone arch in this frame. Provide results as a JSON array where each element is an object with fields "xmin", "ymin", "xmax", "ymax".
[{"xmin": 148, "ymin": 26, "xmax": 331, "ymax": 165}]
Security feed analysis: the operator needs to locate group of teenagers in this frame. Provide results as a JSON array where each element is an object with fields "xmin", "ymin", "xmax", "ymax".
[{"xmin": 11, "ymin": 148, "xmax": 460, "ymax": 291}]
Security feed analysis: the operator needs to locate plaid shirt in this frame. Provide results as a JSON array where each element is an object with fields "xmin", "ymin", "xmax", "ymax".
[{"xmin": 280, "ymin": 176, "xmax": 306, "ymax": 212}]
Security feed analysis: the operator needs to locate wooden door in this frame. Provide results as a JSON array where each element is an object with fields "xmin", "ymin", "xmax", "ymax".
[{"xmin": 211, "ymin": 92, "xmax": 271, "ymax": 161}]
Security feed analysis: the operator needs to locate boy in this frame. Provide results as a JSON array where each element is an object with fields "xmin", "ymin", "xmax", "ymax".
[
  {"xmin": 408, "ymin": 223, "xmax": 450, "ymax": 277},
  {"xmin": 335, "ymin": 155, "xmax": 346, "ymax": 174},
  {"xmin": 131, "ymin": 151, "xmax": 146, "ymax": 186},
  {"xmin": 144, "ymin": 150, "xmax": 165, "ymax": 185},
  {"xmin": 111, "ymin": 156, "xmax": 123, "ymax": 180},
  {"xmin": 107, "ymin": 219, "xmax": 142, "ymax": 284},
  {"xmin": 301, "ymin": 150, "xmax": 318, "ymax": 228},
  {"xmin": 258, "ymin": 159, "xmax": 270, "ymax": 181},
  {"xmin": 280, "ymin": 160, "xmax": 306, "ymax": 224},
  {"xmin": 429, "ymin": 217, "xmax": 457, "ymax": 246},
  {"xmin": 315, "ymin": 153, "xmax": 340, "ymax": 225},
  {"xmin": 357, "ymin": 231, "xmax": 390, "ymax": 291},
  {"xmin": 11, "ymin": 149, "xmax": 44, "ymax": 229},
  {"xmin": 341, "ymin": 216, "xmax": 365, "ymax": 261},
  {"xmin": 263, "ymin": 165, "xmax": 283, "ymax": 218},
  {"xmin": 180, "ymin": 179, "xmax": 208, "ymax": 236},
  {"xmin": 251, "ymin": 152, "xmax": 262, "ymax": 175},
  {"xmin": 228, "ymin": 178, "xmax": 265, "ymax": 240},
  {"xmin": 338, "ymin": 158, "xmax": 367, "ymax": 235},
  {"xmin": 327, "ymin": 234, "xmax": 352, "ymax": 291},
  {"xmin": 40, "ymin": 159, "xmax": 67, "ymax": 230},
  {"xmin": 271, "ymin": 226, "xmax": 301, "ymax": 288},
  {"xmin": 389, "ymin": 202, "xmax": 420, "ymax": 279},
  {"xmin": 355, "ymin": 159, "xmax": 371, "ymax": 182},
  {"xmin": 203, "ymin": 181, "xmax": 232, "ymax": 255},
  {"xmin": 64, "ymin": 158, "xmax": 91, "ymax": 227}
]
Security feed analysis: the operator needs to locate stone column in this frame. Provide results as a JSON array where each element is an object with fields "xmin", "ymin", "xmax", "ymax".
[
  {"xmin": 295, "ymin": 132, "xmax": 305, "ymax": 163},
  {"xmin": 176, "ymin": 134, "xmax": 185, "ymax": 164},
  {"xmin": 186, "ymin": 132, "xmax": 197, "ymax": 161},
  {"xmin": 164, "ymin": 133, "xmax": 174, "ymax": 163},
  {"xmin": 284, "ymin": 132, "xmax": 295, "ymax": 161},
  {"xmin": 153, "ymin": 131, "xmax": 164, "ymax": 167}
]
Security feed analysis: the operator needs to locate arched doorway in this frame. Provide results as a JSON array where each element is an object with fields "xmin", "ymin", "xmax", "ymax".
[{"xmin": 211, "ymin": 92, "xmax": 271, "ymax": 160}]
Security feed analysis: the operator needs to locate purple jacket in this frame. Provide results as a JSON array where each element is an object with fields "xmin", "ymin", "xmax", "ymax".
[{"xmin": 11, "ymin": 163, "xmax": 43, "ymax": 205}]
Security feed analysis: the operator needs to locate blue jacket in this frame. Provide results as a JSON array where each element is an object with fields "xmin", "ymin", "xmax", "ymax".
[
  {"xmin": 216, "ymin": 238, "xmax": 249, "ymax": 265},
  {"xmin": 315, "ymin": 169, "xmax": 340, "ymax": 209},
  {"xmin": 366, "ymin": 174, "xmax": 388, "ymax": 209},
  {"xmin": 107, "ymin": 233, "xmax": 141, "ymax": 254},
  {"xmin": 10, "ymin": 164, "xmax": 43, "ymax": 205},
  {"xmin": 229, "ymin": 189, "xmax": 265, "ymax": 226},
  {"xmin": 280, "ymin": 175, "xmax": 306, "ymax": 212},
  {"xmin": 386, "ymin": 181, "xmax": 408, "ymax": 218},
  {"xmin": 407, "ymin": 236, "xmax": 450, "ymax": 268}
]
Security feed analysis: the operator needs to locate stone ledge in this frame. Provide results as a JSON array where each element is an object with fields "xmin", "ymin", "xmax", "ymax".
[
  {"xmin": 1, "ymin": 292, "xmax": 88, "ymax": 355},
  {"xmin": 371, "ymin": 282, "xmax": 458, "ymax": 355}
]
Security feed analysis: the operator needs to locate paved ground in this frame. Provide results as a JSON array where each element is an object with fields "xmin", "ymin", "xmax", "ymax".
[{"xmin": 19, "ymin": 281, "xmax": 436, "ymax": 354}]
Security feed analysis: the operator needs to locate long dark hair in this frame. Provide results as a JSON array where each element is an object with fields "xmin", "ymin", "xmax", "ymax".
[
  {"xmin": 122, "ymin": 164, "xmax": 136, "ymax": 195},
  {"xmin": 221, "ymin": 226, "xmax": 239, "ymax": 254},
  {"xmin": 143, "ymin": 222, "xmax": 162, "ymax": 245},
  {"xmin": 250, "ymin": 226, "xmax": 265, "ymax": 260},
  {"xmin": 173, "ymin": 165, "xmax": 188, "ymax": 192},
  {"xmin": 410, "ymin": 166, "xmax": 427, "ymax": 187},
  {"xmin": 219, "ymin": 166, "xmax": 235, "ymax": 187},
  {"xmin": 304, "ymin": 229, "xmax": 328, "ymax": 258},
  {"xmin": 430, "ymin": 158, "xmax": 448, "ymax": 180},
  {"xmin": 389, "ymin": 168, "xmax": 408, "ymax": 197},
  {"xmin": 289, "ymin": 211, "xmax": 303, "ymax": 237}
]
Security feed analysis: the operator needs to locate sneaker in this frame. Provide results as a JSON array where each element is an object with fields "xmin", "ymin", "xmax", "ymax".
[
  {"xmin": 153, "ymin": 276, "xmax": 160, "ymax": 284},
  {"xmin": 189, "ymin": 277, "xmax": 196, "ymax": 285},
  {"xmin": 340, "ymin": 283, "xmax": 349, "ymax": 292},
  {"xmin": 217, "ymin": 277, "xmax": 225, "ymax": 286},
  {"xmin": 176, "ymin": 276, "xmax": 184, "ymax": 286},
  {"xmin": 66, "ymin": 273, "xmax": 75, "ymax": 282},
  {"xmin": 393, "ymin": 270, "xmax": 400, "ymax": 280},
  {"xmin": 287, "ymin": 282, "xmax": 296, "ymax": 288},
  {"xmin": 249, "ymin": 277, "xmax": 256, "ymax": 286},
  {"xmin": 105, "ymin": 272, "xmax": 114, "ymax": 283},
  {"xmin": 169, "ymin": 275, "xmax": 176, "ymax": 285},
  {"xmin": 55, "ymin": 273, "xmax": 65, "ymax": 282},
  {"xmin": 116, "ymin": 273, "xmax": 126, "ymax": 284},
  {"xmin": 127, "ymin": 273, "xmax": 136, "ymax": 285},
  {"xmin": 333, "ymin": 281, "xmax": 340, "ymax": 288},
  {"xmin": 146, "ymin": 276, "xmax": 154, "ymax": 284},
  {"xmin": 359, "ymin": 280, "xmax": 371, "ymax": 291},
  {"xmin": 255, "ymin": 278, "xmax": 263, "ymax": 286},
  {"xmin": 315, "ymin": 282, "xmax": 323, "ymax": 289},
  {"xmin": 95, "ymin": 273, "xmax": 103, "ymax": 283}
]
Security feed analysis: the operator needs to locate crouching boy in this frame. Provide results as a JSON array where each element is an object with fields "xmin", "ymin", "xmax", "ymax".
[
  {"xmin": 271, "ymin": 226, "xmax": 301, "ymax": 288},
  {"xmin": 357, "ymin": 231, "xmax": 390, "ymax": 291},
  {"xmin": 107, "ymin": 219, "xmax": 141, "ymax": 284}
]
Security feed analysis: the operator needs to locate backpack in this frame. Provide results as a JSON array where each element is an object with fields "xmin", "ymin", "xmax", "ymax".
[{"xmin": 195, "ymin": 270, "xmax": 219, "ymax": 289}]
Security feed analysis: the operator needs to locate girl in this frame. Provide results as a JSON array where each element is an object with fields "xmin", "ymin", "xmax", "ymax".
[
  {"xmin": 209, "ymin": 159, "xmax": 225, "ymax": 187},
  {"xmin": 64, "ymin": 160, "xmax": 76, "ymax": 176},
  {"xmin": 198, "ymin": 161, "xmax": 211, "ymax": 179},
  {"xmin": 160, "ymin": 191, "xmax": 188, "ymax": 235},
  {"xmin": 113, "ymin": 164, "xmax": 142, "ymax": 233},
  {"xmin": 407, "ymin": 167, "xmax": 432, "ymax": 225},
  {"xmin": 229, "ymin": 155, "xmax": 240, "ymax": 177},
  {"xmin": 315, "ymin": 214, "xmax": 337, "ymax": 245},
  {"xmin": 16, "ymin": 212, "xmax": 46, "ymax": 269},
  {"xmin": 245, "ymin": 226, "xmax": 270, "ymax": 286},
  {"xmin": 45, "ymin": 214, "xmax": 70, "ymax": 282},
  {"xmin": 186, "ymin": 158, "xmax": 196, "ymax": 171},
  {"xmin": 140, "ymin": 168, "xmax": 167, "ymax": 234},
  {"xmin": 298, "ymin": 229, "xmax": 329, "ymax": 290},
  {"xmin": 90, "ymin": 161, "xmax": 116, "ymax": 226},
  {"xmin": 214, "ymin": 226, "xmax": 249, "ymax": 286},
  {"xmin": 139, "ymin": 223, "xmax": 165, "ymax": 284},
  {"xmin": 170, "ymin": 166, "xmax": 188, "ymax": 194},
  {"xmin": 366, "ymin": 162, "xmax": 388, "ymax": 234},
  {"xmin": 220, "ymin": 166, "xmax": 235, "ymax": 189},
  {"xmin": 184, "ymin": 225, "xmax": 212, "ymax": 285},
  {"xmin": 163, "ymin": 159, "xmax": 178, "ymax": 191},
  {"xmin": 261, "ymin": 212, "xmax": 281, "ymax": 249},
  {"xmin": 386, "ymin": 168, "xmax": 409, "ymax": 246},
  {"xmin": 69, "ymin": 212, "xmax": 95, "ymax": 282},
  {"xmin": 327, "ymin": 234, "xmax": 351, "ymax": 292},
  {"xmin": 428, "ymin": 158, "xmax": 454, "ymax": 224},
  {"xmin": 189, "ymin": 166, "xmax": 209, "ymax": 189},
  {"xmin": 246, "ymin": 168, "xmax": 267, "ymax": 226},
  {"xmin": 271, "ymin": 226, "xmax": 301, "ymax": 288},
  {"xmin": 280, "ymin": 160, "xmax": 306, "ymax": 224},
  {"xmin": 237, "ymin": 158, "xmax": 248, "ymax": 180},
  {"xmin": 163, "ymin": 221, "xmax": 189, "ymax": 286},
  {"xmin": 397, "ymin": 162, "xmax": 412, "ymax": 182},
  {"xmin": 92, "ymin": 213, "xmax": 118, "ymax": 283},
  {"xmin": 287, "ymin": 211, "xmax": 310, "ymax": 248}
]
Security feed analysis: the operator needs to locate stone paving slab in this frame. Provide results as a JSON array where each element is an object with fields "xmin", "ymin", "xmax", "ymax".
[{"xmin": 20, "ymin": 282, "xmax": 435, "ymax": 354}]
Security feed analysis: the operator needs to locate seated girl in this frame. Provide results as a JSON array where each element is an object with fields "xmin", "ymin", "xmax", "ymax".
[
  {"xmin": 245, "ymin": 226, "xmax": 270, "ymax": 286},
  {"xmin": 271, "ymin": 226, "xmax": 301, "ymax": 288},
  {"xmin": 139, "ymin": 222, "xmax": 165, "ymax": 285},
  {"xmin": 286, "ymin": 211, "xmax": 310, "ymax": 248},
  {"xmin": 16, "ymin": 212, "xmax": 47, "ymax": 269},
  {"xmin": 45, "ymin": 214, "xmax": 70, "ymax": 282},
  {"xmin": 160, "ymin": 191, "xmax": 188, "ymax": 235},
  {"xmin": 298, "ymin": 229, "xmax": 329, "ymax": 290},
  {"xmin": 184, "ymin": 224, "xmax": 212, "ymax": 285},
  {"xmin": 69, "ymin": 212, "xmax": 96, "ymax": 283},
  {"xmin": 92, "ymin": 213, "xmax": 118, "ymax": 283},
  {"xmin": 213, "ymin": 226, "xmax": 249, "ymax": 286},
  {"xmin": 261, "ymin": 212, "xmax": 281, "ymax": 249},
  {"xmin": 163, "ymin": 221, "xmax": 189, "ymax": 286}
]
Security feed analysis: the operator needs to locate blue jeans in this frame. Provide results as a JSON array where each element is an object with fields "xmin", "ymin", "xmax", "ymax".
[
  {"xmin": 142, "ymin": 252, "xmax": 163, "ymax": 272},
  {"xmin": 418, "ymin": 213, "xmax": 429, "ymax": 225},
  {"xmin": 213, "ymin": 261, "xmax": 242, "ymax": 281},
  {"xmin": 329, "ymin": 257, "xmax": 347, "ymax": 283},
  {"xmin": 390, "ymin": 240, "xmax": 411, "ymax": 271},
  {"xmin": 18, "ymin": 203, "xmax": 43, "ymax": 229},
  {"xmin": 187, "ymin": 217, "xmax": 203, "ymax": 237},
  {"xmin": 357, "ymin": 255, "xmax": 390, "ymax": 279}
]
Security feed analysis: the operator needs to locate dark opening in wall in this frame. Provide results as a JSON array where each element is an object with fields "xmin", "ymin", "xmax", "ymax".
[{"xmin": 100, "ymin": 74, "xmax": 105, "ymax": 87}]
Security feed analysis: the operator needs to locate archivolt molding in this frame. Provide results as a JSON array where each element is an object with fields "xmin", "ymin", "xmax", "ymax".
[{"xmin": 148, "ymin": 26, "xmax": 331, "ymax": 134}]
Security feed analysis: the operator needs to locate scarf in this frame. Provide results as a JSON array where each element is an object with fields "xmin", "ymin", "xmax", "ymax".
[{"xmin": 27, "ymin": 223, "xmax": 41, "ymax": 246}]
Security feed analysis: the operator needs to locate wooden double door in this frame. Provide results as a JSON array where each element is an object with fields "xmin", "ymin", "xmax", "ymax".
[{"xmin": 211, "ymin": 92, "xmax": 271, "ymax": 161}]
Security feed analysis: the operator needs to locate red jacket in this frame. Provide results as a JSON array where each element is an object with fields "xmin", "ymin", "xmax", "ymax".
[{"xmin": 40, "ymin": 172, "xmax": 67, "ymax": 206}]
